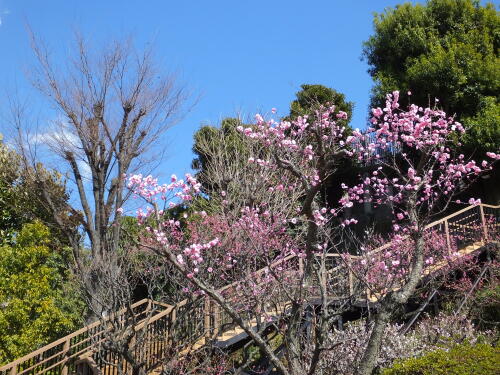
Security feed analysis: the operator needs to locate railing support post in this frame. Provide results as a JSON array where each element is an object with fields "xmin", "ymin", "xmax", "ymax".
[
  {"xmin": 444, "ymin": 220, "xmax": 451, "ymax": 255},
  {"xmin": 213, "ymin": 303, "xmax": 220, "ymax": 336},
  {"xmin": 479, "ymin": 205, "xmax": 489, "ymax": 241},
  {"xmin": 348, "ymin": 269, "xmax": 354, "ymax": 296},
  {"xmin": 9, "ymin": 365, "xmax": 17, "ymax": 375},
  {"xmin": 61, "ymin": 338, "xmax": 70, "ymax": 375},
  {"xmin": 204, "ymin": 298, "xmax": 211, "ymax": 339},
  {"xmin": 169, "ymin": 307, "xmax": 176, "ymax": 345}
]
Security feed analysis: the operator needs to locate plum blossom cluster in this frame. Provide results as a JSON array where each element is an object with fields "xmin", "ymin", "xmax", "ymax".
[
  {"xmin": 341, "ymin": 92, "xmax": 496, "ymax": 213},
  {"xmin": 127, "ymin": 173, "xmax": 201, "ymax": 222},
  {"xmin": 369, "ymin": 91, "xmax": 464, "ymax": 149},
  {"xmin": 127, "ymin": 173, "xmax": 226, "ymax": 277},
  {"xmin": 177, "ymin": 239, "xmax": 220, "ymax": 278},
  {"xmin": 343, "ymin": 229, "xmax": 475, "ymax": 296},
  {"xmin": 132, "ymin": 190, "xmax": 302, "ymax": 297},
  {"xmin": 238, "ymin": 105, "xmax": 357, "ymax": 188}
]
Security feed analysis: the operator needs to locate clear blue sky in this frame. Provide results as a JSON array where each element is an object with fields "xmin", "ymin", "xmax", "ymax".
[{"xmin": 0, "ymin": 0, "xmax": 418, "ymax": 181}]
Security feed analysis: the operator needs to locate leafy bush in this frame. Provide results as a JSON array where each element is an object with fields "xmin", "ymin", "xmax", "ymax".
[
  {"xmin": 0, "ymin": 222, "xmax": 83, "ymax": 364},
  {"xmin": 382, "ymin": 343, "xmax": 500, "ymax": 375}
]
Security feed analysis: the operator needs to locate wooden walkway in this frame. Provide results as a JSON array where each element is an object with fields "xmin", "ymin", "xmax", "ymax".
[{"xmin": 1, "ymin": 203, "xmax": 498, "ymax": 375}]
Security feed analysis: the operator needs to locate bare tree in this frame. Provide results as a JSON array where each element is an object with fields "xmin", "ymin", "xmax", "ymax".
[{"xmin": 12, "ymin": 32, "xmax": 189, "ymax": 265}]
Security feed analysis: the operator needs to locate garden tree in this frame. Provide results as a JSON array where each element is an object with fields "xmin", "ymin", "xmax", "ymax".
[
  {"xmin": 289, "ymin": 84, "xmax": 371, "ymax": 229},
  {"xmin": 288, "ymin": 84, "xmax": 358, "ymax": 208},
  {"xmin": 0, "ymin": 221, "xmax": 83, "ymax": 364},
  {"xmin": 192, "ymin": 85, "xmax": 354, "ymax": 194},
  {"xmin": 192, "ymin": 117, "xmax": 250, "ymax": 196},
  {"xmin": 191, "ymin": 84, "xmax": 356, "ymax": 214},
  {"xmin": 288, "ymin": 84, "xmax": 353, "ymax": 124},
  {"xmin": 340, "ymin": 91, "xmax": 499, "ymax": 375},
  {"xmin": 128, "ymin": 105, "xmax": 360, "ymax": 375},
  {"xmin": 190, "ymin": 116, "xmax": 299, "ymax": 221},
  {"xmin": 128, "ymin": 92, "xmax": 498, "ymax": 375},
  {"xmin": 11, "ymin": 33, "xmax": 189, "ymax": 265},
  {"xmin": 0, "ymin": 140, "xmax": 70, "ymax": 241},
  {"xmin": 363, "ymin": 0, "xmax": 499, "ymax": 154}
]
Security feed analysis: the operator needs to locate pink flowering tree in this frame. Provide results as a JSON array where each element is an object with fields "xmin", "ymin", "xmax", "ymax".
[
  {"xmin": 340, "ymin": 91, "xmax": 499, "ymax": 375},
  {"xmin": 127, "ymin": 93, "xmax": 498, "ymax": 375},
  {"xmin": 128, "ymin": 105, "xmax": 358, "ymax": 375}
]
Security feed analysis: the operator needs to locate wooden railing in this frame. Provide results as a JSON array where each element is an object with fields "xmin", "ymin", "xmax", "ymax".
[
  {"xmin": 0, "ymin": 299, "xmax": 162, "ymax": 375},
  {"xmin": 1, "ymin": 204, "xmax": 498, "ymax": 375}
]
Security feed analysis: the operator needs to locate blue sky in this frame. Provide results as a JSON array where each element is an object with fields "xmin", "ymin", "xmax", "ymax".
[{"xmin": 0, "ymin": 0, "xmax": 417, "ymax": 181}]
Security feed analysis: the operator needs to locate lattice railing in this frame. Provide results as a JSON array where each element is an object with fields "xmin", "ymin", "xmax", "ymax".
[{"xmin": 0, "ymin": 299, "xmax": 154, "ymax": 375}]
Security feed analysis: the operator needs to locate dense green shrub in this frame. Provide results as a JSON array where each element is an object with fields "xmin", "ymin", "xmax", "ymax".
[
  {"xmin": 0, "ymin": 222, "xmax": 83, "ymax": 364},
  {"xmin": 382, "ymin": 343, "xmax": 500, "ymax": 375}
]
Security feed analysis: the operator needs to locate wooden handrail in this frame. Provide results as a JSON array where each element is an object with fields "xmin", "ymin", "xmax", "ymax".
[
  {"xmin": 426, "ymin": 204, "xmax": 499, "ymax": 229},
  {"xmin": 0, "ymin": 298, "xmax": 151, "ymax": 372}
]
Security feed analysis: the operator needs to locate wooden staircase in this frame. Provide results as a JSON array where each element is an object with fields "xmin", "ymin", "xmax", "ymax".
[{"xmin": 1, "ymin": 204, "xmax": 498, "ymax": 375}]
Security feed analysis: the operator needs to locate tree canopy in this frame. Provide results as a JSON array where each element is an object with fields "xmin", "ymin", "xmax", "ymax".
[
  {"xmin": 0, "ymin": 141, "xmax": 70, "ymax": 241},
  {"xmin": 288, "ymin": 84, "xmax": 353, "ymax": 124},
  {"xmin": 363, "ymin": 0, "xmax": 499, "ymax": 154},
  {"xmin": 192, "ymin": 117, "xmax": 250, "ymax": 196}
]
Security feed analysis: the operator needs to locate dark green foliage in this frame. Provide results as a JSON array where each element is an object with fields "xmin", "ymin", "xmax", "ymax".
[
  {"xmin": 0, "ymin": 142, "xmax": 72, "ymax": 243},
  {"xmin": 0, "ymin": 140, "xmax": 84, "ymax": 364},
  {"xmin": 288, "ymin": 84, "xmax": 354, "ymax": 123},
  {"xmin": 363, "ymin": 0, "xmax": 499, "ymax": 154},
  {"xmin": 192, "ymin": 117, "xmax": 249, "ymax": 195},
  {"xmin": 382, "ymin": 343, "xmax": 500, "ymax": 375}
]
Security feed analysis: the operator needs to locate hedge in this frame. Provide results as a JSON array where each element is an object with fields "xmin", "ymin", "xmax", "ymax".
[{"xmin": 381, "ymin": 343, "xmax": 500, "ymax": 375}]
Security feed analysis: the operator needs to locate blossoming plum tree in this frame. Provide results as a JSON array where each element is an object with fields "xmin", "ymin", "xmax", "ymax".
[
  {"xmin": 341, "ymin": 91, "xmax": 498, "ymax": 375},
  {"xmin": 128, "ymin": 104, "xmax": 358, "ymax": 375},
  {"xmin": 129, "ymin": 92, "xmax": 498, "ymax": 375}
]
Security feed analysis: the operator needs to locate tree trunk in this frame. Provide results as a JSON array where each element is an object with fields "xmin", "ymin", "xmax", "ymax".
[
  {"xmin": 356, "ymin": 305, "xmax": 391, "ymax": 375},
  {"xmin": 357, "ymin": 227, "xmax": 425, "ymax": 375}
]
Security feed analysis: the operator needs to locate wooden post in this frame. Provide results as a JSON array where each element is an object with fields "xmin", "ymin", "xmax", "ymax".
[
  {"xmin": 9, "ymin": 365, "xmax": 17, "ymax": 375},
  {"xmin": 479, "ymin": 205, "xmax": 489, "ymax": 241},
  {"xmin": 348, "ymin": 269, "xmax": 354, "ymax": 296},
  {"xmin": 444, "ymin": 220, "xmax": 451, "ymax": 255},
  {"xmin": 169, "ymin": 307, "xmax": 176, "ymax": 345},
  {"xmin": 129, "ymin": 330, "xmax": 138, "ymax": 374},
  {"xmin": 204, "ymin": 298, "xmax": 211, "ymax": 338},
  {"xmin": 213, "ymin": 304, "xmax": 220, "ymax": 336},
  {"xmin": 299, "ymin": 257, "xmax": 304, "ymax": 274},
  {"xmin": 61, "ymin": 338, "xmax": 70, "ymax": 375}
]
